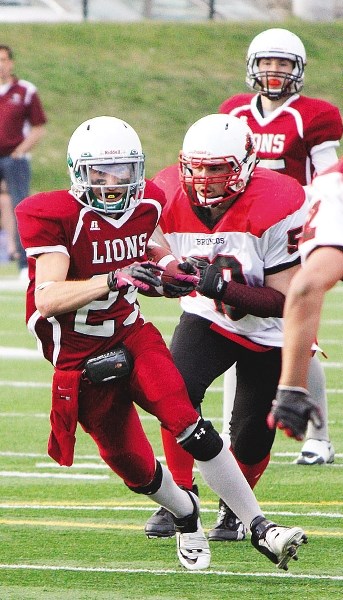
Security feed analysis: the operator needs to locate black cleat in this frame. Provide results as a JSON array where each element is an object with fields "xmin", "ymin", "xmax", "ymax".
[
  {"xmin": 145, "ymin": 484, "xmax": 198, "ymax": 539},
  {"xmin": 208, "ymin": 499, "xmax": 247, "ymax": 542}
]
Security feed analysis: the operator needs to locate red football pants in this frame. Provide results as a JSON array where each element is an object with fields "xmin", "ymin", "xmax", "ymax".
[{"xmin": 78, "ymin": 322, "xmax": 198, "ymax": 488}]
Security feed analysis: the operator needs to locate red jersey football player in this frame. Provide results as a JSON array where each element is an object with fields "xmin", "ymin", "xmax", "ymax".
[
  {"xmin": 219, "ymin": 28, "xmax": 342, "ymax": 186},
  {"xmin": 215, "ymin": 28, "xmax": 342, "ymax": 538},
  {"xmin": 144, "ymin": 114, "xmax": 309, "ymax": 559},
  {"xmin": 15, "ymin": 116, "xmax": 307, "ymax": 571},
  {"xmin": 269, "ymin": 157, "xmax": 343, "ymax": 440}
]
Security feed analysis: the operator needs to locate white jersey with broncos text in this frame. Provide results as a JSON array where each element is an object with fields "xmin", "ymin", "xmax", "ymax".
[{"xmin": 155, "ymin": 164, "xmax": 308, "ymax": 348}]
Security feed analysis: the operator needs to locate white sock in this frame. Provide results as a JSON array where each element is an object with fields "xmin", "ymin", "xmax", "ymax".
[
  {"xmin": 196, "ymin": 446, "xmax": 263, "ymax": 529},
  {"xmin": 149, "ymin": 464, "xmax": 194, "ymax": 519},
  {"xmin": 222, "ymin": 364, "xmax": 237, "ymax": 442},
  {"xmin": 306, "ymin": 354, "xmax": 329, "ymax": 440}
]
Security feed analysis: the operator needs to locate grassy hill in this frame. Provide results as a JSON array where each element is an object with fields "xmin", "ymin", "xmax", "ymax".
[{"xmin": 0, "ymin": 20, "xmax": 342, "ymax": 191}]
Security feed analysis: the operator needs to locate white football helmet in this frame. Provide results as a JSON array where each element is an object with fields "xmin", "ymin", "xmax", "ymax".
[
  {"xmin": 179, "ymin": 114, "xmax": 257, "ymax": 207},
  {"xmin": 67, "ymin": 116, "xmax": 145, "ymax": 214},
  {"xmin": 246, "ymin": 28, "xmax": 306, "ymax": 99}
]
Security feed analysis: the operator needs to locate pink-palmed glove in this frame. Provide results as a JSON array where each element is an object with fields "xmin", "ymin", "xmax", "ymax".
[{"xmin": 107, "ymin": 261, "xmax": 164, "ymax": 292}]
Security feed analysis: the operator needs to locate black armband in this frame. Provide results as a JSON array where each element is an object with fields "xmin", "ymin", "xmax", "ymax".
[
  {"xmin": 222, "ymin": 281, "xmax": 285, "ymax": 318},
  {"xmin": 127, "ymin": 460, "xmax": 163, "ymax": 495}
]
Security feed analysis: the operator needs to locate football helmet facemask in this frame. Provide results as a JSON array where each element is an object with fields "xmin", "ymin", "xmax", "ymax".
[
  {"xmin": 67, "ymin": 116, "xmax": 145, "ymax": 214},
  {"xmin": 246, "ymin": 28, "xmax": 306, "ymax": 99},
  {"xmin": 179, "ymin": 114, "xmax": 257, "ymax": 207}
]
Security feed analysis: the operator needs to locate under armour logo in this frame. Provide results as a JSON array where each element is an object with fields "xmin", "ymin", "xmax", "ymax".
[
  {"xmin": 90, "ymin": 220, "xmax": 100, "ymax": 231},
  {"xmin": 194, "ymin": 427, "xmax": 206, "ymax": 440}
]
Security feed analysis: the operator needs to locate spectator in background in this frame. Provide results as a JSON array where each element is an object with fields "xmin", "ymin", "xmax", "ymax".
[
  {"xmin": 0, "ymin": 180, "xmax": 19, "ymax": 261},
  {"xmin": 269, "ymin": 158, "xmax": 343, "ymax": 441},
  {"xmin": 0, "ymin": 44, "xmax": 47, "ymax": 280}
]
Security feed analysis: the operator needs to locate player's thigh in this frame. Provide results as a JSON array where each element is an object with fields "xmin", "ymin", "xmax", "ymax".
[
  {"xmin": 79, "ymin": 380, "xmax": 154, "ymax": 460},
  {"xmin": 125, "ymin": 321, "xmax": 199, "ymax": 435},
  {"xmin": 170, "ymin": 313, "xmax": 236, "ymax": 407}
]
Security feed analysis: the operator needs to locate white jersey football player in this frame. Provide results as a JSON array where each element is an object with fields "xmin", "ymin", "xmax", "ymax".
[
  {"xmin": 218, "ymin": 28, "xmax": 342, "ymax": 495},
  {"xmin": 269, "ymin": 157, "xmax": 343, "ymax": 440},
  {"xmin": 144, "ymin": 113, "xmax": 310, "ymax": 549}
]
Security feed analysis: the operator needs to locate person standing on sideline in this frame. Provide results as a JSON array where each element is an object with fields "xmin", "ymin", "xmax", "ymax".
[
  {"xmin": 269, "ymin": 158, "xmax": 343, "ymax": 441},
  {"xmin": 0, "ymin": 180, "xmax": 18, "ymax": 261},
  {"xmin": 0, "ymin": 44, "xmax": 47, "ymax": 280},
  {"xmin": 144, "ymin": 114, "xmax": 308, "ymax": 559},
  {"xmin": 15, "ymin": 115, "xmax": 307, "ymax": 571},
  {"xmin": 218, "ymin": 28, "xmax": 342, "ymax": 478}
]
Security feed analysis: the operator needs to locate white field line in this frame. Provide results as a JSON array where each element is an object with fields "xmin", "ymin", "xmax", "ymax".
[
  {"xmin": 0, "ymin": 463, "xmax": 342, "ymax": 482},
  {"xmin": 1, "ymin": 410, "xmax": 342, "ymax": 435},
  {"xmin": 0, "ymin": 380, "xmax": 51, "ymax": 388},
  {"xmin": 2, "ymin": 449, "xmax": 342, "ymax": 460},
  {"xmin": 0, "ymin": 411, "xmax": 221, "ymax": 424},
  {"xmin": 1, "ymin": 346, "xmax": 342, "ymax": 368},
  {"xmin": 0, "ymin": 346, "xmax": 42, "ymax": 359},
  {"xmin": 0, "ymin": 379, "xmax": 342, "ymax": 395},
  {"xmin": 0, "ymin": 563, "xmax": 342, "ymax": 581},
  {"xmin": 1, "ymin": 502, "xmax": 343, "ymax": 520},
  {"xmin": 0, "ymin": 452, "xmax": 342, "ymax": 483},
  {"xmin": 0, "ymin": 471, "xmax": 109, "ymax": 480},
  {"xmin": 0, "ymin": 407, "xmax": 341, "ymax": 422}
]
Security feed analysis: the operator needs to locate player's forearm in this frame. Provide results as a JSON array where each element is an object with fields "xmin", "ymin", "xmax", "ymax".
[
  {"xmin": 280, "ymin": 248, "xmax": 343, "ymax": 386},
  {"xmin": 280, "ymin": 286, "xmax": 323, "ymax": 388},
  {"xmin": 12, "ymin": 125, "xmax": 46, "ymax": 157},
  {"xmin": 35, "ymin": 275, "xmax": 109, "ymax": 318}
]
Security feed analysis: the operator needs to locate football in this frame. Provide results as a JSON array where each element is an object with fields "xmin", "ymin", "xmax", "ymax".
[{"xmin": 161, "ymin": 260, "xmax": 199, "ymax": 298}]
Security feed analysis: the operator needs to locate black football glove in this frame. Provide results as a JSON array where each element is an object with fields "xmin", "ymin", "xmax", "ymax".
[
  {"xmin": 188, "ymin": 259, "xmax": 226, "ymax": 300},
  {"xmin": 267, "ymin": 386, "xmax": 323, "ymax": 441},
  {"xmin": 162, "ymin": 261, "xmax": 200, "ymax": 298},
  {"xmin": 107, "ymin": 261, "xmax": 163, "ymax": 292}
]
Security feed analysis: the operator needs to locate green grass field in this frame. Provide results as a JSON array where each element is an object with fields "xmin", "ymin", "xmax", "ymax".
[
  {"xmin": 0, "ymin": 20, "xmax": 342, "ymax": 192},
  {"xmin": 0, "ymin": 266, "xmax": 342, "ymax": 599},
  {"xmin": 0, "ymin": 18, "xmax": 342, "ymax": 600}
]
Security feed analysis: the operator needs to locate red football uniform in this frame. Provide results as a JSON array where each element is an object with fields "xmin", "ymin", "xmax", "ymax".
[
  {"xmin": 15, "ymin": 181, "xmax": 199, "ymax": 478},
  {"xmin": 219, "ymin": 94, "xmax": 342, "ymax": 185}
]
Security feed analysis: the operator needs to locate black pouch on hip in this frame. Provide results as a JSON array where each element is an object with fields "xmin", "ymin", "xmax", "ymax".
[{"xmin": 83, "ymin": 344, "xmax": 133, "ymax": 384}]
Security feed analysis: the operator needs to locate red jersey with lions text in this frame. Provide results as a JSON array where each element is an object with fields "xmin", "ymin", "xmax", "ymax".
[
  {"xmin": 219, "ymin": 94, "xmax": 342, "ymax": 185},
  {"xmin": 154, "ymin": 164, "xmax": 308, "ymax": 348},
  {"xmin": 15, "ymin": 181, "xmax": 165, "ymax": 369}
]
